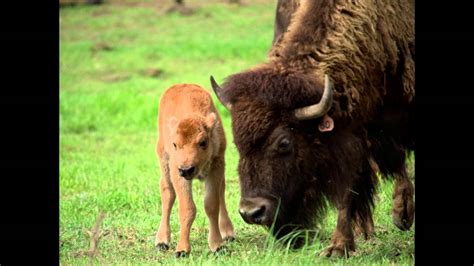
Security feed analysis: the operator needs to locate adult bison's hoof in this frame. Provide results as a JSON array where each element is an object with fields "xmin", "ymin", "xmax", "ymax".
[
  {"xmin": 392, "ymin": 180, "xmax": 415, "ymax": 231},
  {"xmin": 320, "ymin": 245, "xmax": 352, "ymax": 258},
  {"xmin": 156, "ymin": 243, "xmax": 169, "ymax": 251},
  {"xmin": 393, "ymin": 211, "xmax": 414, "ymax": 231},
  {"xmin": 175, "ymin": 251, "xmax": 189, "ymax": 258}
]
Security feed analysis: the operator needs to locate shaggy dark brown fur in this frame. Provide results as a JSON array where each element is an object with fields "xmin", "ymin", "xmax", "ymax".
[
  {"xmin": 272, "ymin": 0, "xmax": 300, "ymax": 45},
  {"xmin": 212, "ymin": 0, "xmax": 414, "ymax": 257}
]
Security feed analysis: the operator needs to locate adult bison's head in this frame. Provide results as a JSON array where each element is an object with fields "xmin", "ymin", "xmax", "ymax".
[{"xmin": 210, "ymin": 68, "xmax": 334, "ymax": 240}]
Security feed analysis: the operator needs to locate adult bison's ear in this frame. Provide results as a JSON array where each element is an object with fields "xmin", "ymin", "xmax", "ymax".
[
  {"xmin": 210, "ymin": 75, "xmax": 232, "ymax": 111},
  {"xmin": 318, "ymin": 114, "xmax": 334, "ymax": 132}
]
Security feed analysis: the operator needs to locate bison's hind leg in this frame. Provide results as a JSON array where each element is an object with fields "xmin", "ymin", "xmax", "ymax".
[
  {"xmin": 218, "ymin": 177, "xmax": 235, "ymax": 242},
  {"xmin": 204, "ymin": 161, "xmax": 227, "ymax": 253},
  {"xmin": 376, "ymin": 146, "xmax": 415, "ymax": 231},
  {"xmin": 373, "ymin": 131, "xmax": 415, "ymax": 231},
  {"xmin": 392, "ymin": 167, "xmax": 414, "ymax": 231}
]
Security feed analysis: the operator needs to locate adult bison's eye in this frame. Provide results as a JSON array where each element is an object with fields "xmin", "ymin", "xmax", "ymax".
[
  {"xmin": 278, "ymin": 137, "xmax": 292, "ymax": 153},
  {"xmin": 173, "ymin": 143, "xmax": 177, "ymax": 150},
  {"xmin": 199, "ymin": 140, "xmax": 207, "ymax": 149}
]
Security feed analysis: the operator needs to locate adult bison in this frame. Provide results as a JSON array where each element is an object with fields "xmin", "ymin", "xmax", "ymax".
[{"xmin": 210, "ymin": 0, "xmax": 415, "ymax": 257}]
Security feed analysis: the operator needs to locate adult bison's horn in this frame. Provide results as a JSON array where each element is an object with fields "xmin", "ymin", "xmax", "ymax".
[
  {"xmin": 294, "ymin": 74, "xmax": 333, "ymax": 120},
  {"xmin": 210, "ymin": 75, "xmax": 232, "ymax": 110}
]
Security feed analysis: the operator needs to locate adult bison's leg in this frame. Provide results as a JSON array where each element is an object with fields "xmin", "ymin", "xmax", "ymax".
[
  {"xmin": 171, "ymin": 167, "xmax": 196, "ymax": 257},
  {"xmin": 392, "ymin": 165, "xmax": 414, "ymax": 231},
  {"xmin": 321, "ymin": 206, "xmax": 355, "ymax": 258},
  {"xmin": 322, "ymin": 162, "xmax": 376, "ymax": 257},
  {"xmin": 155, "ymin": 154, "xmax": 176, "ymax": 251},
  {"xmin": 369, "ymin": 131, "xmax": 415, "ymax": 230},
  {"xmin": 352, "ymin": 163, "xmax": 377, "ymax": 240},
  {"xmin": 354, "ymin": 207, "xmax": 375, "ymax": 240}
]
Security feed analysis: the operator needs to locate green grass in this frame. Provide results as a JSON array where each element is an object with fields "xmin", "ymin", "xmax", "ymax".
[{"xmin": 60, "ymin": 1, "xmax": 414, "ymax": 264}]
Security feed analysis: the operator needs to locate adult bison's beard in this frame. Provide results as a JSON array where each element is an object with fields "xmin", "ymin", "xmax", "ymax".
[{"xmin": 266, "ymin": 182, "xmax": 324, "ymax": 249}]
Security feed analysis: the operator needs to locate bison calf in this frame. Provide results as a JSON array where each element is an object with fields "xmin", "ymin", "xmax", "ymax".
[{"xmin": 155, "ymin": 84, "xmax": 235, "ymax": 257}]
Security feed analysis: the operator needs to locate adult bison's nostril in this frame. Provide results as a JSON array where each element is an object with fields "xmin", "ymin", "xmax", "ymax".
[
  {"xmin": 239, "ymin": 205, "xmax": 266, "ymax": 224},
  {"xmin": 239, "ymin": 197, "xmax": 273, "ymax": 225},
  {"xmin": 178, "ymin": 166, "xmax": 196, "ymax": 178}
]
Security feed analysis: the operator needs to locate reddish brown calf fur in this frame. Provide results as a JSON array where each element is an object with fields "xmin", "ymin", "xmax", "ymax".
[{"xmin": 155, "ymin": 84, "xmax": 235, "ymax": 257}]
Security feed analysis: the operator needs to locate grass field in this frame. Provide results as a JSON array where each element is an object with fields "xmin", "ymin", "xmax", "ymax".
[{"xmin": 60, "ymin": 0, "xmax": 415, "ymax": 264}]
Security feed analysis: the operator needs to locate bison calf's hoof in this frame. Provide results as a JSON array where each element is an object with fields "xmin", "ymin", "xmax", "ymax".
[
  {"xmin": 175, "ymin": 251, "xmax": 189, "ymax": 258},
  {"xmin": 156, "ymin": 243, "xmax": 170, "ymax": 251},
  {"xmin": 213, "ymin": 246, "xmax": 228, "ymax": 256},
  {"xmin": 223, "ymin": 236, "xmax": 235, "ymax": 242}
]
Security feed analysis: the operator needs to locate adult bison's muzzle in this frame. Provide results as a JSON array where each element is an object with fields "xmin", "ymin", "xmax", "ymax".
[{"xmin": 239, "ymin": 197, "xmax": 276, "ymax": 226}]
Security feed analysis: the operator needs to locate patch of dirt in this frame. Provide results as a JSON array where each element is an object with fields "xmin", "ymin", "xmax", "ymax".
[
  {"xmin": 92, "ymin": 7, "xmax": 112, "ymax": 16},
  {"xmin": 101, "ymin": 73, "xmax": 131, "ymax": 83},
  {"xmin": 66, "ymin": 124, "xmax": 97, "ymax": 134},
  {"xmin": 91, "ymin": 42, "xmax": 114, "ymax": 53},
  {"xmin": 114, "ymin": 228, "xmax": 147, "ymax": 247},
  {"xmin": 165, "ymin": 3, "xmax": 195, "ymax": 16},
  {"xmin": 60, "ymin": 0, "xmax": 104, "ymax": 8},
  {"xmin": 140, "ymin": 67, "xmax": 165, "ymax": 79}
]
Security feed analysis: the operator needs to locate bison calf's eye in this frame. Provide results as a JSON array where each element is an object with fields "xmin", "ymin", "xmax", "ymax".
[
  {"xmin": 199, "ymin": 140, "xmax": 207, "ymax": 149},
  {"xmin": 173, "ymin": 143, "xmax": 177, "ymax": 150}
]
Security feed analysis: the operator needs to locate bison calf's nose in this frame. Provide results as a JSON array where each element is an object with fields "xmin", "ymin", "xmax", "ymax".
[
  {"xmin": 239, "ymin": 197, "xmax": 273, "ymax": 225},
  {"xmin": 178, "ymin": 166, "xmax": 196, "ymax": 179}
]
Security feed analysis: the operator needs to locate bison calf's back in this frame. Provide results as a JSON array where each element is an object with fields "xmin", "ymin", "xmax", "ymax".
[{"xmin": 154, "ymin": 84, "xmax": 235, "ymax": 256}]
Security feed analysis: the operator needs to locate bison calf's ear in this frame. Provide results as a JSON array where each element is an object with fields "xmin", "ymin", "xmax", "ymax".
[
  {"xmin": 205, "ymin": 112, "xmax": 217, "ymax": 130},
  {"xmin": 167, "ymin": 117, "xmax": 179, "ymax": 133},
  {"xmin": 318, "ymin": 114, "xmax": 334, "ymax": 132}
]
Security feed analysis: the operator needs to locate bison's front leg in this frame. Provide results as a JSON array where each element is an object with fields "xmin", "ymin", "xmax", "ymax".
[
  {"xmin": 171, "ymin": 168, "xmax": 196, "ymax": 257},
  {"xmin": 155, "ymin": 154, "xmax": 176, "ymax": 251},
  {"xmin": 155, "ymin": 161, "xmax": 176, "ymax": 250},
  {"xmin": 321, "ymin": 207, "xmax": 355, "ymax": 258}
]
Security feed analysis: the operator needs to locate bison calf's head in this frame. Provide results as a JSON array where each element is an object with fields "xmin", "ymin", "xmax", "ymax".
[
  {"xmin": 211, "ymin": 71, "xmax": 334, "ymax": 238},
  {"xmin": 168, "ymin": 113, "xmax": 218, "ymax": 180}
]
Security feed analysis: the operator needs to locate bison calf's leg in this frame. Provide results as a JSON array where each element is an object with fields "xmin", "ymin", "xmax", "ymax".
[
  {"xmin": 204, "ymin": 176, "xmax": 224, "ymax": 252},
  {"xmin": 321, "ymin": 208, "xmax": 355, "ymax": 258},
  {"xmin": 155, "ymin": 158, "xmax": 176, "ymax": 250},
  {"xmin": 392, "ymin": 168, "xmax": 414, "ymax": 231},
  {"xmin": 171, "ymin": 169, "xmax": 196, "ymax": 255},
  {"xmin": 215, "ymin": 159, "xmax": 235, "ymax": 241}
]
